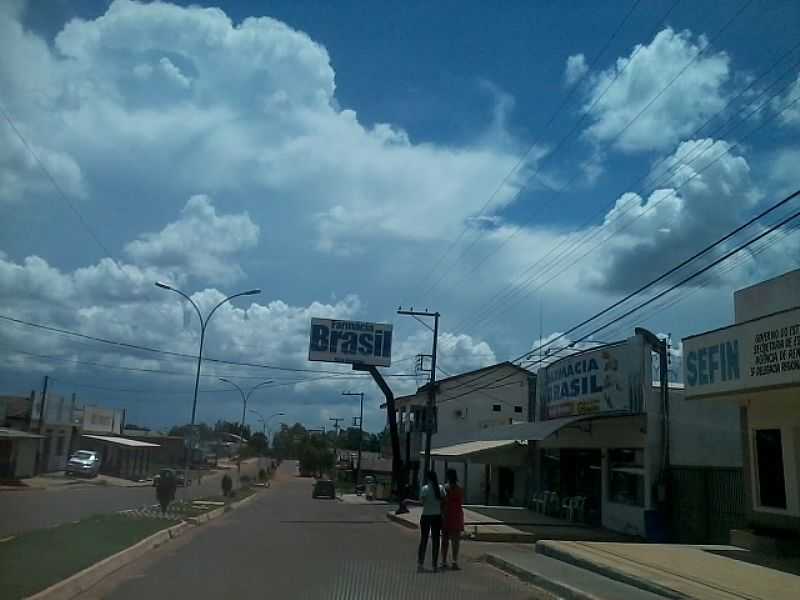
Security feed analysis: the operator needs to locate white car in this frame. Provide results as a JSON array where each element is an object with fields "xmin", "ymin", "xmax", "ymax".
[{"xmin": 66, "ymin": 450, "xmax": 101, "ymax": 477}]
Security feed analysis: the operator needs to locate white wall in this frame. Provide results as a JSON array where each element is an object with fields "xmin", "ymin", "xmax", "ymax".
[
  {"xmin": 396, "ymin": 364, "xmax": 533, "ymax": 459},
  {"xmin": 734, "ymin": 268, "xmax": 800, "ymax": 323},
  {"xmin": 746, "ymin": 387, "xmax": 800, "ymax": 519}
]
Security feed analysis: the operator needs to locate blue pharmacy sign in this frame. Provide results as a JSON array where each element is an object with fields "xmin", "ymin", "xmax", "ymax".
[{"xmin": 308, "ymin": 318, "xmax": 393, "ymax": 367}]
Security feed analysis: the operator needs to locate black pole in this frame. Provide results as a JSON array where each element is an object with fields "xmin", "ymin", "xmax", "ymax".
[
  {"xmin": 355, "ymin": 392, "xmax": 363, "ymax": 486},
  {"xmin": 354, "ymin": 364, "xmax": 402, "ymax": 499},
  {"xmin": 425, "ymin": 312, "xmax": 439, "ymax": 474}
]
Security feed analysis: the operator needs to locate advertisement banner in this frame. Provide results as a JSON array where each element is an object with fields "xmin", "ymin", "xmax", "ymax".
[
  {"xmin": 537, "ymin": 336, "xmax": 648, "ymax": 420},
  {"xmin": 683, "ymin": 307, "xmax": 800, "ymax": 399},
  {"xmin": 308, "ymin": 318, "xmax": 393, "ymax": 367}
]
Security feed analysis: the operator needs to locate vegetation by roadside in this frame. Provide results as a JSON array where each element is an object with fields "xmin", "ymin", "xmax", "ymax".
[{"xmin": 0, "ymin": 514, "xmax": 178, "ymax": 599}]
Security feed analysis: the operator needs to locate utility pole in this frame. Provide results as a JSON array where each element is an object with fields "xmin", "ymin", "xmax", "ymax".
[
  {"xmin": 342, "ymin": 391, "xmax": 364, "ymax": 487},
  {"xmin": 329, "ymin": 417, "xmax": 344, "ymax": 465},
  {"xmin": 37, "ymin": 375, "xmax": 49, "ymax": 435},
  {"xmin": 397, "ymin": 307, "xmax": 439, "ymax": 474}
]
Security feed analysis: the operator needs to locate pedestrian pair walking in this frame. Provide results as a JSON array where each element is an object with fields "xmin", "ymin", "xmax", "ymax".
[{"xmin": 417, "ymin": 469, "xmax": 464, "ymax": 572}]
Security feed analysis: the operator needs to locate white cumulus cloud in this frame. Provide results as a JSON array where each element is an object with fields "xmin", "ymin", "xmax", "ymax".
[
  {"xmin": 564, "ymin": 53, "xmax": 588, "ymax": 86},
  {"xmin": 124, "ymin": 195, "xmax": 260, "ymax": 284},
  {"xmin": 583, "ymin": 28, "xmax": 730, "ymax": 152}
]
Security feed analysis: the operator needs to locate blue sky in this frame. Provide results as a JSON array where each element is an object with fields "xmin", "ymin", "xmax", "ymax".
[{"xmin": 1, "ymin": 0, "xmax": 798, "ymax": 432}]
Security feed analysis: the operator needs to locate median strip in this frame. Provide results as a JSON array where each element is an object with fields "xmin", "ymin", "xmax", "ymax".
[{"xmin": 1, "ymin": 487, "xmax": 263, "ymax": 600}]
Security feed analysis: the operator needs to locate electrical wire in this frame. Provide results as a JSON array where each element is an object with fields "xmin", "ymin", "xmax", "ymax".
[
  {"xmin": 459, "ymin": 87, "xmax": 800, "ymax": 332},
  {"xmin": 412, "ymin": 0, "xmax": 670, "ymax": 302}
]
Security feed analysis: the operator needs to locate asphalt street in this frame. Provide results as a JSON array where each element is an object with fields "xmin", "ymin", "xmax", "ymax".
[
  {"xmin": 0, "ymin": 462, "xmax": 260, "ymax": 537},
  {"xmin": 73, "ymin": 461, "xmax": 550, "ymax": 600}
]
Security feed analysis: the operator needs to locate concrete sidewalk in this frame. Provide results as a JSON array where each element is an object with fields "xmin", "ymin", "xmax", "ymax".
[
  {"xmin": 537, "ymin": 540, "xmax": 800, "ymax": 600},
  {"xmin": 483, "ymin": 547, "xmax": 667, "ymax": 600},
  {"xmin": 387, "ymin": 504, "xmax": 629, "ymax": 543}
]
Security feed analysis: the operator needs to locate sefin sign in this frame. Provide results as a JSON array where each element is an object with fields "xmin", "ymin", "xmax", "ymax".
[
  {"xmin": 683, "ymin": 306, "xmax": 800, "ymax": 399},
  {"xmin": 308, "ymin": 318, "xmax": 393, "ymax": 367}
]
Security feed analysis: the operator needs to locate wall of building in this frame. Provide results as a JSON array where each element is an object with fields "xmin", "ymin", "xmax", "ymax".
[
  {"xmin": 539, "ymin": 414, "xmax": 649, "ymax": 536},
  {"xmin": 734, "ymin": 268, "xmax": 800, "ymax": 323},
  {"xmin": 743, "ymin": 387, "xmax": 800, "ymax": 533},
  {"xmin": 669, "ymin": 392, "xmax": 742, "ymax": 467},
  {"xmin": 15, "ymin": 438, "xmax": 38, "ymax": 478}
]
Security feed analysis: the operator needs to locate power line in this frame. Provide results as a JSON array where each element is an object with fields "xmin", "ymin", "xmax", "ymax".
[
  {"xmin": 411, "ymin": 0, "xmax": 661, "ymax": 302},
  {"xmin": 0, "ymin": 99, "xmax": 120, "ymax": 266},
  {"xmin": 0, "ymin": 314, "xmax": 419, "ymax": 378},
  {"xmin": 428, "ymin": 0, "xmax": 751, "ymax": 307},
  {"xmin": 520, "ymin": 204, "xmax": 800, "ymax": 368},
  {"xmin": 459, "ymin": 85, "xmax": 800, "ymax": 332},
  {"xmin": 417, "ymin": 0, "xmax": 686, "ymax": 302},
  {"xmin": 421, "ymin": 192, "xmax": 800, "ymax": 402},
  {"xmin": 453, "ymin": 42, "xmax": 800, "ymax": 332}
]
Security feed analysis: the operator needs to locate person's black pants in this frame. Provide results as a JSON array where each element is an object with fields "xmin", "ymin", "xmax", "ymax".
[{"xmin": 418, "ymin": 514, "xmax": 442, "ymax": 566}]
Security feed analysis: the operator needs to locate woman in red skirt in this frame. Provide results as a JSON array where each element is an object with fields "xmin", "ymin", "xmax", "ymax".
[{"xmin": 440, "ymin": 468, "xmax": 464, "ymax": 570}]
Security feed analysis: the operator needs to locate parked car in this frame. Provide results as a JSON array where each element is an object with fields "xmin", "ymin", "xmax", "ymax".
[
  {"xmin": 66, "ymin": 450, "xmax": 101, "ymax": 477},
  {"xmin": 312, "ymin": 479, "xmax": 336, "ymax": 499}
]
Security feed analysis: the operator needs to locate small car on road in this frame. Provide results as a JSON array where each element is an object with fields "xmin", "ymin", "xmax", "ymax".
[
  {"xmin": 312, "ymin": 479, "xmax": 336, "ymax": 499},
  {"xmin": 66, "ymin": 450, "xmax": 101, "ymax": 477}
]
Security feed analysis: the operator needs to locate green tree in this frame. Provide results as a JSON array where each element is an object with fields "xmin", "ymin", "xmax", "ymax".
[{"xmin": 298, "ymin": 435, "xmax": 334, "ymax": 477}]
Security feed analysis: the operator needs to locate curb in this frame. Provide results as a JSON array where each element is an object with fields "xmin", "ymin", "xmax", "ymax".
[
  {"xmin": 535, "ymin": 541, "xmax": 687, "ymax": 600},
  {"xmin": 386, "ymin": 512, "xmax": 418, "ymax": 530},
  {"xmin": 483, "ymin": 554, "xmax": 602, "ymax": 600},
  {"xmin": 187, "ymin": 489, "xmax": 261, "ymax": 524},
  {"xmin": 26, "ymin": 521, "xmax": 189, "ymax": 600}
]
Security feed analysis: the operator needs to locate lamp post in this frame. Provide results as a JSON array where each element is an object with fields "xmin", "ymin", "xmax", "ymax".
[
  {"xmin": 155, "ymin": 281, "xmax": 261, "ymax": 491},
  {"xmin": 249, "ymin": 410, "xmax": 285, "ymax": 446},
  {"xmin": 342, "ymin": 391, "xmax": 364, "ymax": 487},
  {"xmin": 219, "ymin": 378, "xmax": 273, "ymax": 479}
]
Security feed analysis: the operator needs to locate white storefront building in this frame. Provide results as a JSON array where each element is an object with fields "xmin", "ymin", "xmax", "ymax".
[
  {"xmin": 394, "ymin": 362, "xmax": 535, "ymax": 505},
  {"xmin": 470, "ymin": 331, "xmax": 742, "ymax": 540},
  {"xmin": 683, "ymin": 269, "xmax": 800, "ymax": 542}
]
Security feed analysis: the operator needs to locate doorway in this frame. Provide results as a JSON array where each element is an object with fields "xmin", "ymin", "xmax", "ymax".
[{"xmin": 498, "ymin": 467, "xmax": 515, "ymax": 506}]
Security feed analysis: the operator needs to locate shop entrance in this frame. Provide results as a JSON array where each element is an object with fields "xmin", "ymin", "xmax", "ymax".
[
  {"xmin": 541, "ymin": 448, "xmax": 602, "ymax": 523},
  {"xmin": 497, "ymin": 467, "xmax": 515, "ymax": 506}
]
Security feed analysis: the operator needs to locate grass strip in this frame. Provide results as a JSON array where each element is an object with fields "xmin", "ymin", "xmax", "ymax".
[{"xmin": 0, "ymin": 514, "xmax": 178, "ymax": 599}]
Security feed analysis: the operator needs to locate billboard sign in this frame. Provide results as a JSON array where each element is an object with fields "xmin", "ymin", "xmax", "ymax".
[
  {"xmin": 683, "ymin": 307, "xmax": 800, "ymax": 399},
  {"xmin": 537, "ymin": 336, "xmax": 648, "ymax": 420},
  {"xmin": 308, "ymin": 318, "xmax": 393, "ymax": 367}
]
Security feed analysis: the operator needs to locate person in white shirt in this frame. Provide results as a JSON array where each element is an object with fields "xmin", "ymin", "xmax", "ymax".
[{"xmin": 417, "ymin": 470, "xmax": 444, "ymax": 572}]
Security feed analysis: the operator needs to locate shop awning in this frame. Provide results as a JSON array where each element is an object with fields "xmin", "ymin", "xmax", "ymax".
[
  {"xmin": 82, "ymin": 434, "xmax": 159, "ymax": 448},
  {"xmin": 427, "ymin": 439, "xmax": 525, "ymax": 459},
  {"xmin": 473, "ymin": 411, "xmax": 636, "ymax": 442}
]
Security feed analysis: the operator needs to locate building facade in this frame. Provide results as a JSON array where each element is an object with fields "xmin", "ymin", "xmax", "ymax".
[
  {"xmin": 683, "ymin": 269, "xmax": 800, "ymax": 541},
  {"xmin": 466, "ymin": 332, "xmax": 743, "ymax": 540},
  {"xmin": 394, "ymin": 362, "xmax": 536, "ymax": 505}
]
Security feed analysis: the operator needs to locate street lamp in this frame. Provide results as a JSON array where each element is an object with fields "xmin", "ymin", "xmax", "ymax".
[
  {"xmin": 250, "ymin": 409, "xmax": 286, "ymax": 448},
  {"xmin": 342, "ymin": 391, "xmax": 365, "ymax": 487},
  {"xmin": 155, "ymin": 281, "xmax": 261, "ymax": 489},
  {"xmin": 219, "ymin": 378, "xmax": 273, "ymax": 478}
]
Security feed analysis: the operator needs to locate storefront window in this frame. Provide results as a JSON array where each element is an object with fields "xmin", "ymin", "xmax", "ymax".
[
  {"xmin": 754, "ymin": 429, "xmax": 787, "ymax": 509},
  {"xmin": 608, "ymin": 448, "xmax": 644, "ymax": 507}
]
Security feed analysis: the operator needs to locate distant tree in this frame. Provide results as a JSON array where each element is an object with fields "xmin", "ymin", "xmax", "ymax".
[
  {"xmin": 168, "ymin": 422, "xmax": 215, "ymax": 440},
  {"xmin": 244, "ymin": 432, "xmax": 268, "ymax": 456},
  {"xmin": 124, "ymin": 423, "xmax": 150, "ymax": 432}
]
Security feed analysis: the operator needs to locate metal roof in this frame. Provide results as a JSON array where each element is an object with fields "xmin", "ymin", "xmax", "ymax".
[
  {"xmin": 474, "ymin": 411, "xmax": 639, "ymax": 442},
  {"xmin": 82, "ymin": 434, "xmax": 160, "ymax": 448},
  {"xmin": 427, "ymin": 439, "xmax": 525, "ymax": 458},
  {"xmin": 0, "ymin": 427, "xmax": 45, "ymax": 440}
]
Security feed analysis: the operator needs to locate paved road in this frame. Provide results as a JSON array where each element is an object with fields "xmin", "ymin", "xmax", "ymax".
[
  {"xmin": 0, "ymin": 462, "xmax": 260, "ymax": 537},
  {"xmin": 75, "ymin": 461, "xmax": 550, "ymax": 600}
]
